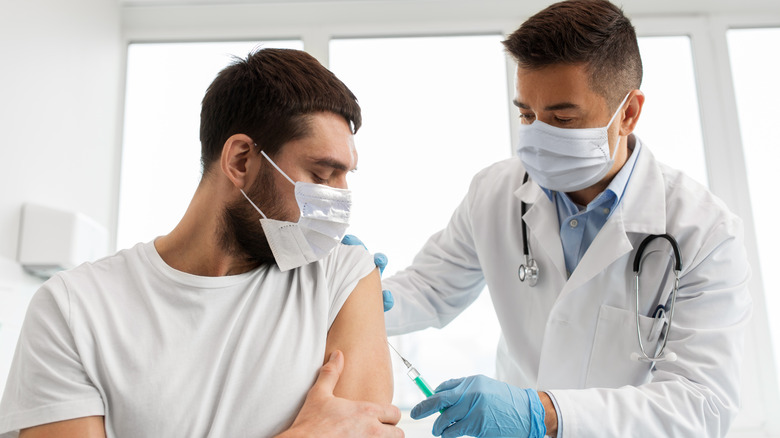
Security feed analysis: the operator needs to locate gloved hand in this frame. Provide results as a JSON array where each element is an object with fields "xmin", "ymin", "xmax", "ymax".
[
  {"xmin": 341, "ymin": 234, "xmax": 394, "ymax": 312},
  {"xmin": 410, "ymin": 375, "xmax": 547, "ymax": 438}
]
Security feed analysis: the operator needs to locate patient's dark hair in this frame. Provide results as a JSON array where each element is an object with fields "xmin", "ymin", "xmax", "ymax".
[
  {"xmin": 199, "ymin": 48, "xmax": 362, "ymax": 175},
  {"xmin": 502, "ymin": 0, "xmax": 642, "ymax": 108}
]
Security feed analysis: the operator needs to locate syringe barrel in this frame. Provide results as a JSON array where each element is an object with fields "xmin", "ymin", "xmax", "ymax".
[{"xmin": 407, "ymin": 367, "xmax": 435, "ymax": 398}]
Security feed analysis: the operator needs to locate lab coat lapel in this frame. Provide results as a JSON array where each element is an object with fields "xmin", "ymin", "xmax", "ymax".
[
  {"xmin": 617, "ymin": 142, "xmax": 667, "ymax": 237},
  {"xmin": 559, "ymin": 140, "xmax": 667, "ymax": 298},
  {"xmin": 561, "ymin": 210, "xmax": 632, "ymax": 297},
  {"xmin": 514, "ymin": 181, "xmax": 568, "ymax": 281}
]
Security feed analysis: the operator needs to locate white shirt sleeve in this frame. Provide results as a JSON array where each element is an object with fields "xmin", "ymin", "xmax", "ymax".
[
  {"xmin": 0, "ymin": 276, "xmax": 104, "ymax": 436},
  {"xmin": 324, "ymin": 244, "xmax": 376, "ymax": 328},
  {"xmin": 544, "ymin": 391, "xmax": 563, "ymax": 438}
]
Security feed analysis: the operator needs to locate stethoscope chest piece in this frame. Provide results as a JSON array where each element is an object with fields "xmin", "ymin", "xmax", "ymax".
[{"xmin": 518, "ymin": 255, "xmax": 539, "ymax": 287}]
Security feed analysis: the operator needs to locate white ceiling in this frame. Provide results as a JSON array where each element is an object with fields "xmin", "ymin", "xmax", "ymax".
[
  {"xmin": 121, "ymin": 0, "xmax": 430, "ymax": 4},
  {"xmin": 118, "ymin": 0, "xmax": 780, "ymax": 18}
]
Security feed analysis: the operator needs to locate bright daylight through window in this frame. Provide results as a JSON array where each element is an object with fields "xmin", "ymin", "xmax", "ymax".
[
  {"xmin": 728, "ymin": 27, "xmax": 780, "ymax": 393},
  {"xmin": 117, "ymin": 31, "xmax": 761, "ymax": 422},
  {"xmin": 329, "ymin": 35, "xmax": 511, "ymax": 409},
  {"xmin": 634, "ymin": 36, "xmax": 707, "ymax": 187}
]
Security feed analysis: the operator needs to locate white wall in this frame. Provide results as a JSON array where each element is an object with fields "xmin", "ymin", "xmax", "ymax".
[{"xmin": 0, "ymin": 0, "xmax": 123, "ymax": 393}]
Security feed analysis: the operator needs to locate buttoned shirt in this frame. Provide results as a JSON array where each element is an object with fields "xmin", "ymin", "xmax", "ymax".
[{"xmin": 541, "ymin": 139, "xmax": 642, "ymax": 277}]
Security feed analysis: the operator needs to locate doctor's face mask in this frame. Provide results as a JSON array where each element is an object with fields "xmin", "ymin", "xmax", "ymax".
[
  {"xmin": 515, "ymin": 92, "xmax": 631, "ymax": 192},
  {"xmin": 240, "ymin": 150, "xmax": 352, "ymax": 272}
]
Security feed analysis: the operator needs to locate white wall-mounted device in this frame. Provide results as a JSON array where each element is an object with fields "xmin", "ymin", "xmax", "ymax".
[{"xmin": 17, "ymin": 203, "xmax": 109, "ymax": 279}]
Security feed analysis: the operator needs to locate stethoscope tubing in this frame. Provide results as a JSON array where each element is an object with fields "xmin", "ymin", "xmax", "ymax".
[
  {"xmin": 518, "ymin": 172, "xmax": 539, "ymax": 286},
  {"xmin": 633, "ymin": 233, "xmax": 682, "ymax": 362},
  {"xmin": 517, "ymin": 173, "xmax": 683, "ymax": 362}
]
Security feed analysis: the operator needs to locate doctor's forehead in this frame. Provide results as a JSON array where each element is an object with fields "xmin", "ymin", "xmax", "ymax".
[{"xmin": 514, "ymin": 63, "xmax": 605, "ymax": 110}]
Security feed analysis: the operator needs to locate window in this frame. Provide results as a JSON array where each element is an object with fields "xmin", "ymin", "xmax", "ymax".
[
  {"xmin": 329, "ymin": 35, "xmax": 511, "ymax": 409},
  {"xmin": 635, "ymin": 36, "xmax": 708, "ymax": 187},
  {"xmin": 116, "ymin": 29, "xmax": 772, "ymax": 433},
  {"xmin": 118, "ymin": 34, "xmax": 713, "ymax": 412},
  {"xmin": 118, "ymin": 40, "xmax": 303, "ymax": 250},
  {"xmin": 728, "ymin": 27, "xmax": 780, "ymax": 393}
]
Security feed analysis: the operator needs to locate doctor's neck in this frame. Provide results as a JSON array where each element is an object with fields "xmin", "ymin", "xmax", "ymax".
[{"xmin": 566, "ymin": 137, "xmax": 632, "ymax": 206}]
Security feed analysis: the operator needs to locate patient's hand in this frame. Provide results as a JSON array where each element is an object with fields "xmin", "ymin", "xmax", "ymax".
[{"xmin": 279, "ymin": 350, "xmax": 403, "ymax": 438}]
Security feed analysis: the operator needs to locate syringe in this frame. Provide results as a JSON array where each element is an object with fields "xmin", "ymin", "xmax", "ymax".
[{"xmin": 387, "ymin": 341, "xmax": 436, "ymax": 398}]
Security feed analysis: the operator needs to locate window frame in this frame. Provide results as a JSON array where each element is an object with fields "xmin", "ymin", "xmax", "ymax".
[{"xmin": 119, "ymin": 5, "xmax": 780, "ymax": 436}]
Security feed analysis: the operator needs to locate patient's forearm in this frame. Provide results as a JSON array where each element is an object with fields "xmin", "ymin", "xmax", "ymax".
[{"xmin": 279, "ymin": 350, "xmax": 402, "ymax": 438}]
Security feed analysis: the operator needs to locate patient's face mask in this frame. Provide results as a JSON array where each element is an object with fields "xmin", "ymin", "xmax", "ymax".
[
  {"xmin": 515, "ymin": 93, "xmax": 631, "ymax": 192},
  {"xmin": 241, "ymin": 150, "xmax": 352, "ymax": 271}
]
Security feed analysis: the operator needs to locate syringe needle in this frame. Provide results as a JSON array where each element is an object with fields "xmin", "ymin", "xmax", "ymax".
[
  {"xmin": 387, "ymin": 341, "xmax": 412, "ymax": 368},
  {"xmin": 387, "ymin": 341, "xmax": 438, "ymax": 401}
]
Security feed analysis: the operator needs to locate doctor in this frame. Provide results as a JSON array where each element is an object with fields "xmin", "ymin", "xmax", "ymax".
[{"xmin": 382, "ymin": 0, "xmax": 752, "ymax": 437}]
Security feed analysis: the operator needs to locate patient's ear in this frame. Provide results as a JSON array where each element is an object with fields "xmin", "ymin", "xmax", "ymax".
[{"xmin": 220, "ymin": 134, "xmax": 256, "ymax": 189}]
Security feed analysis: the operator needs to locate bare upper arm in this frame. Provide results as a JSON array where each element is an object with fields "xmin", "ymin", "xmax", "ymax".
[
  {"xmin": 325, "ymin": 268, "xmax": 393, "ymax": 404},
  {"xmin": 20, "ymin": 416, "xmax": 106, "ymax": 438}
]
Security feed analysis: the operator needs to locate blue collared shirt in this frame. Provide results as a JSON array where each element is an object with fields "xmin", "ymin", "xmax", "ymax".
[{"xmin": 541, "ymin": 140, "xmax": 642, "ymax": 277}]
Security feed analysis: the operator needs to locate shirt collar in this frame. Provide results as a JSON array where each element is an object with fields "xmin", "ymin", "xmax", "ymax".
[{"xmin": 540, "ymin": 135, "xmax": 642, "ymax": 212}]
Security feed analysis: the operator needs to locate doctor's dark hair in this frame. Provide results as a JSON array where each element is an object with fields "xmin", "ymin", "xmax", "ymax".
[
  {"xmin": 502, "ymin": 0, "xmax": 642, "ymax": 109},
  {"xmin": 199, "ymin": 48, "xmax": 361, "ymax": 175}
]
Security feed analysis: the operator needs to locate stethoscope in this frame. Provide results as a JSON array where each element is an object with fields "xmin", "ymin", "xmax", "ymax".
[
  {"xmin": 517, "ymin": 173, "xmax": 682, "ymax": 363},
  {"xmin": 517, "ymin": 173, "xmax": 540, "ymax": 286}
]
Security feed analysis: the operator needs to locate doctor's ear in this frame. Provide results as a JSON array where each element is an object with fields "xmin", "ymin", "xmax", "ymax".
[
  {"xmin": 220, "ymin": 134, "xmax": 258, "ymax": 189},
  {"xmin": 619, "ymin": 90, "xmax": 645, "ymax": 136}
]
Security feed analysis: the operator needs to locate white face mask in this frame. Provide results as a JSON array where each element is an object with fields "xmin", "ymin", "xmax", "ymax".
[
  {"xmin": 515, "ymin": 93, "xmax": 631, "ymax": 192},
  {"xmin": 241, "ymin": 150, "xmax": 352, "ymax": 272}
]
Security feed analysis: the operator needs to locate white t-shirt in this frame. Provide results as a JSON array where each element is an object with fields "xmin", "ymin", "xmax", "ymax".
[{"xmin": 0, "ymin": 240, "xmax": 374, "ymax": 437}]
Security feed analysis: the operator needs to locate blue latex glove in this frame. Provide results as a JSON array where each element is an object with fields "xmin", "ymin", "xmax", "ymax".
[
  {"xmin": 410, "ymin": 375, "xmax": 547, "ymax": 438},
  {"xmin": 340, "ymin": 234, "xmax": 394, "ymax": 312}
]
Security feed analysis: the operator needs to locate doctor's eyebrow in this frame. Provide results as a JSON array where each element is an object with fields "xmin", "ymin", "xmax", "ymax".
[
  {"xmin": 513, "ymin": 99, "xmax": 529, "ymax": 109},
  {"xmin": 513, "ymin": 100, "xmax": 581, "ymax": 112}
]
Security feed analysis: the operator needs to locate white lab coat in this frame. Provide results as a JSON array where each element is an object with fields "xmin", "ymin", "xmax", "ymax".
[{"xmin": 384, "ymin": 138, "xmax": 752, "ymax": 437}]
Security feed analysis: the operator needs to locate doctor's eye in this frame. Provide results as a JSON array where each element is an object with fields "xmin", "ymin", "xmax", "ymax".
[
  {"xmin": 554, "ymin": 116, "xmax": 573, "ymax": 124},
  {"xmin": 519, "ymin": 113, "xmax": 536, "ymax": 123}
]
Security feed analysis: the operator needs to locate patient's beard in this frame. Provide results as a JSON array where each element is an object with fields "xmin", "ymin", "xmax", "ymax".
[{"xmin": 220, "ymin": 166, "xmax": 292, "ymax": 267}]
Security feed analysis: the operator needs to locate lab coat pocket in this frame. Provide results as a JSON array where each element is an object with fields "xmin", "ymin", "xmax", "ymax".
[{"xmin": 585, "ymin": 304, "xmax": 656, "ymax": 388}]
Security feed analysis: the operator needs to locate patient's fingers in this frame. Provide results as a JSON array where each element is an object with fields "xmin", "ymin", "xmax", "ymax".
[
  {"xmin": 311, "ymin": 350, "xmax": 344, "ymax": 397},
  {"xmin": 377, "ymin": 403, "xmax": 402, "ymax": 426}
]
